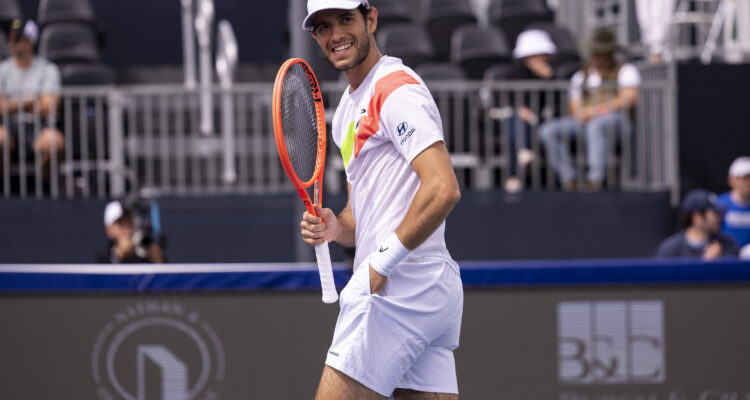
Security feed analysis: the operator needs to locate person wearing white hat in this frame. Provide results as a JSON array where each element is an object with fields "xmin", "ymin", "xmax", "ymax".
[
  {"xmin": 299, "ymin": 1, "xmax": 463, "ymax": 399},
  {"xmin": 501, "ymin": 29, "xmax": 558, "ymax": 193},
  {"xmin": 512, "ymin": 29, "xmax": 557, "ymax": 78},
  {"xmin": 717, "ymin": 156, "xmax": 750, "ymax": 248},
  {"xmin": 0, "ymin": 18, "xmax": 64, "ymax": 175}
]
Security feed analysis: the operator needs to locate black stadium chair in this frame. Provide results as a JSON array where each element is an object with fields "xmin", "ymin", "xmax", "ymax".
[
  {"xmin": 39, "ymin": 22, "xmax": 100, "ymax": 63},
  {"xmin": 370, "ymin": 0, "xmax": 412, "ymax": 29},
  {"xmin": 490, "ymin": 0, "xmax": 553, "ymax": 47},
  {"xmin": 415, "ymin": 62, "xmax": 466, "ymax": 81},
  {"xmin": 554, "ymin": 61, "xmax": 582, "ymax": 80},
  {"xmin": 451, "ymin": 25, "xmax": 511, "ymax": 80},
  {"xmin": 483, "ymin": 62, "xmax": 516, "ymax": 81},
  {"xmin": 0, "ymin": 31, "xmax": 9, "ymax": 60},
  {"xmin": 0, "ymin": 0, "xmax": 22, "ymax": 33},
  {"xmin": 377, "ymin": 24, "xmax": 435, "ymax": 69},
  {"xmin": 37, "ymin": 0, "xmax": 96, "ymax": 27},
  {"xmin": 59, "ymin": 63, "xmax": 115, "ymax": 85},
  {"xmin": 422, "ymin": 0, "xmax": 477, "ymax": 62}
]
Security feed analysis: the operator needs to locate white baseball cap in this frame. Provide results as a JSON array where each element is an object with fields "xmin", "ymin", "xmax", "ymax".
[
  {"xmin": 302, "ymin": 0, "xmax": 370, "ymax": 31},
  {"xmin": 104, "ymin": 200, "xmax": 125, "ymax": 227},
  {"xmin": 513, "ymin": 29, "xmax": 557, "ymax": 59},
  {"xmin": 729, "ymin": 156, "xmax": 750, "ymax": 177}
]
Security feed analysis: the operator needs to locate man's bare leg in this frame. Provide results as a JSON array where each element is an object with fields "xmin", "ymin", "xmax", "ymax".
[
  {"xmin": 315, "ymin": 365, "xmax": 386, "ymax": 400},
  {"xmin": 32, "ymin": 127, "xmax": 64, "ymax": 177},
  {"xmin": 393, "ymin": 389, "xmax": 458, "ymax": 400}
]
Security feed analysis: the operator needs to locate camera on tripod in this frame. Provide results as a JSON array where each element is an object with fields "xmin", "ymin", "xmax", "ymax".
[{"xmin": 122, "ymin": 197, "xmax": 158, "ymax": 259}]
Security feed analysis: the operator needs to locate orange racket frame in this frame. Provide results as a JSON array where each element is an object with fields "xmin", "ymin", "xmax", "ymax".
[
  {"xmin": 272, "ymin": 58, "xmax": 338, "ymax": 304},
  {"xmin": 272, "ymin": 58, "xmax": 327, "ymax": 217}
]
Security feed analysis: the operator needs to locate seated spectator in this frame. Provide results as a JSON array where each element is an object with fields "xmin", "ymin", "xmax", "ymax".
[
  {"xmin": 656, "ymin": 189, "xmax": 739, "ymax": 260},
  {"xmin": 539, "ymin": 28, "xmax": 640, "ymax": 192},
  {"xmin": 501, "ymin": 29, "xmax": 557, "ymax": 192},
  {"xmin": 97, "ymin": 200, "xmax": 165, "ymax": 264},
  {"xmin": 0, "ymin": 19, "xmax": 63, "ymax": 173},
  {"xmin": 717, "ymin": 156, "xmax": 750, "ymax": 251}
]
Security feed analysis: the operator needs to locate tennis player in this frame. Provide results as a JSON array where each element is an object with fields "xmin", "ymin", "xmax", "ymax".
[{"xmin": 299, "ymin": 1, "xmax": 463, "ymax": 399}]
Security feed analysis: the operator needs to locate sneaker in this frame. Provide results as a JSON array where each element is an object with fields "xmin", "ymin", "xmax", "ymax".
[{"xmin": 504, "ymin": 177, "xmax": 522, "ymax": 193}]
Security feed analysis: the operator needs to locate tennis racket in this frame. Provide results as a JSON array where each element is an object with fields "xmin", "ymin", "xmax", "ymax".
[{"xmin": 272, "ymin": 58, "xmax": 338, "ymax": 304}]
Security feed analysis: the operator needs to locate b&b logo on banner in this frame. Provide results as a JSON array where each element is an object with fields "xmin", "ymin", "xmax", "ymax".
[{"xmin": 557, "ymin": 300, "xmax": 665, "ymax": 385}]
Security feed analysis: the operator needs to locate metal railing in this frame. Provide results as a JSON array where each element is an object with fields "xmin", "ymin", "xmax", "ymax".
[
  {"xmin": 0, "ymin": 62, "xmax": 678, "ymax": 203},
  {"xmin": 555, "ymin": 0, "xmax": 737, "ymax": 62}
]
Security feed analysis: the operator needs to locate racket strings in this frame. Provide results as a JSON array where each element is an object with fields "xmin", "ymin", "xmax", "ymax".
[{"xmin": 280, "ymin": 64, "xmax": 320, "ymax": 183}]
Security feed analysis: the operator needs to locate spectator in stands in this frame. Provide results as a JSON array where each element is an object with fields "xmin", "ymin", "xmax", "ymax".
[
  {"xmin": 97, "ymin": 200, "xmax": 165, "ymax": 264},
  {"xmin": 717, "ymin": 157, "xmax": 750, "ymax": 252},
  {"xmin": 501, "ymin": 29, "xmax": 557, "ymax": 192},
  {"xmin": 656, "ymin": 189, "xmax": 739, "ymax": 260},
  {"xmin": 635, "ymin": 0, "xmax": 675, "ymax": 63},
  {"xmin": 539, "ymin": 28, "xmax": 640, "ymax": 192},
  {"xmin": 0, "ymin": 19, "xmax": 63, "ymax": 172}
]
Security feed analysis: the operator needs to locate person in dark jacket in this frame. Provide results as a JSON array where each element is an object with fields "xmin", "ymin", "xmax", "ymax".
[{"xmin": 656, "ymin": 189, "xmax": 739, "ymax": 260}]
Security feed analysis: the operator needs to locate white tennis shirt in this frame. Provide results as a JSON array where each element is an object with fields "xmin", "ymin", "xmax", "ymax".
[{"xmin": 331, "ymin": 56, "xmax": 456, "ymax": 273}]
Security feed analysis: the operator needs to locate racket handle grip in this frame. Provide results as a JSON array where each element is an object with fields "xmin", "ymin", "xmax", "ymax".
[{"xmin": 314, "ymin": 242, "xmax": 339, "ymax": 304}]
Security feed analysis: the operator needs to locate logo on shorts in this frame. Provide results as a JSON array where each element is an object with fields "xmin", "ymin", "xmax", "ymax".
[
  {"xmin": 397, "ymin": 122, "xmax": 409, "ymax": 136},
  {"xmin": 557, "ymin": 300, "xmax": 665, "ymax": 385},
  {"xmin": 92, "ymin": 301, "xmax": 226, "ymax": 400},
  {"xmin": 379, "ymin": 246, "xmax": 389, "ymax": 252}
]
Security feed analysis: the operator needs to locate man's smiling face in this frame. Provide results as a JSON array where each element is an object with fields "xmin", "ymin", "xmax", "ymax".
[{"xmin": 311, "ymin": 8, "xmax": 372, "ymax": 71}]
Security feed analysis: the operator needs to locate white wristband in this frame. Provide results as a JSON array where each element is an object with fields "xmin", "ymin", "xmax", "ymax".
[{"xmin": 369, "ymin": 232, "xmax": 410, "ymax": 277}]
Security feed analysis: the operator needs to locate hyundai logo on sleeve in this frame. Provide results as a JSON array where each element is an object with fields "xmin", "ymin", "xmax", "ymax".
[{"xmin": 397, "ymin": 122, "xmax": 408, "ymax": 136}]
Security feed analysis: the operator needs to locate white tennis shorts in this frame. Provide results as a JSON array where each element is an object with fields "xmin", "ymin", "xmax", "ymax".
[{"xmin": 324, "ymin": 257, "xmax": 463, "ymax": 397}]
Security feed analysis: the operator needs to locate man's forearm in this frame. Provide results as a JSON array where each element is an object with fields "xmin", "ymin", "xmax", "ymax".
[
  {"xmin": 395, "ymin": 176, "xmax": 460, "ymax": 250},
  {"xmin": 602, "ymin": 88, "xmax": 638, "ymax": 112},
  {"xmin": 394, "ymin": 143, "xmax": 461, "ymax": 250},
  {"xmin": 334, "ymin": 206, "xmax": 356, "ymax": 248},
  {"xmin": 0, "ymin": 99, "xmax": 19, "ymax": 115},
  {"xmin": 148, "ymin": 244, "xmax": 165, "ymax": 263}
]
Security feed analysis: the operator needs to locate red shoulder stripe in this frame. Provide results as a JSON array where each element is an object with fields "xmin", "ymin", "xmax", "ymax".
[{"xmin": 354, "ymin": 70, "xmax": 420, "ymax": 158}]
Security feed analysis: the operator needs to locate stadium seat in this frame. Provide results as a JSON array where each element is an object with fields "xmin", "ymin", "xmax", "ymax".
[
  {"xmin": 490, "ymin": 0, "xmax": 554, "ymax": 47},
  {"xmin": 415, "ymin": 62, "xmax": 466, "ymax": 81},
  {"xmin": 483, "ymin": 62, "xmax": 516, "ymax": 81},
  {"xmin": 37, "ymin": 0, "xmax": 96, "ymax": 27},
  {"xmin": 39, "ymin": 22, "xmax": 100, "ymax": 63},
  {"xmin": 422, "ymin": 0, "xmax": 477, "ymax": 62},
  {"xmin": 527, "ymin": 21, "xmax": 582, "ymax": 68},
  {"xmin": 0, "ymin": 0, "xmax": 22, "ymax": 29},
  {"xmin": 0, "ymin": 31, "xmax": 9, "ymax": 60},
  {"xmin": 451, "ymin": 25, "xmax": 511, "ymax": 80},
  {"xmin": 377, "ymin": 24, "xmax": 435, "ymax": 69},
  {"xmin": 554, "ymin": 61, "xmax": 582, "ymax": 80},
  {"xmin": 371, "ymin": 0, "xmax": 412, "ymax": 29},
  {"xmin": 59, "ymin": 63, "xmax": 115, "ymax": 85}
]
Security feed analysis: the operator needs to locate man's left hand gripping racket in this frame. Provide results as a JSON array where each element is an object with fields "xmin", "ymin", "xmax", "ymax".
[{"xmin": 272, "ymin": 58, "xmax": 338, "ymax": 304}]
